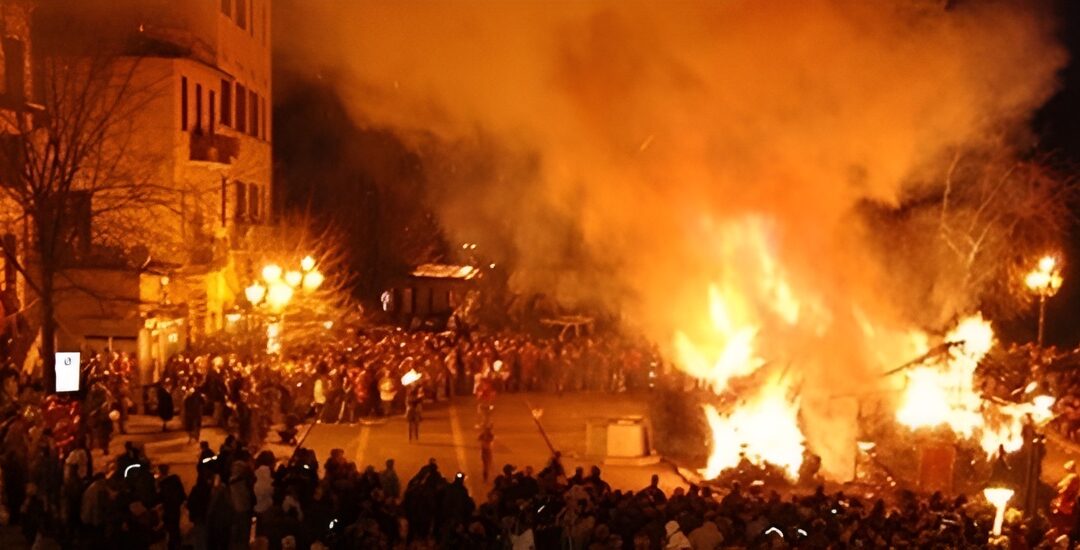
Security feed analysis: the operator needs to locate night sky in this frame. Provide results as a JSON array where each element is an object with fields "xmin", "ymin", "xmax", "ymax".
[{"xmin": 1028, "ymin": 0, "xmax": 1080, "ymax": 347}]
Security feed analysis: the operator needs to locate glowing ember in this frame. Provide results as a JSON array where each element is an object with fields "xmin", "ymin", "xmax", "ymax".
[{"xmin": 700, "ymin": 375, "xmax": 805, "ymax": 481}]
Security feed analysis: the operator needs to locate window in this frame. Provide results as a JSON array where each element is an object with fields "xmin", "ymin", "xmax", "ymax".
[
  {"xmin": 221, "ymin": 0, "xmax": 231, "ymax": 17},
  {"xmin": 261, "ymin": 96, "xmax": 267, "ymax": 140},
  {"xmin": 3, "ymin": 38, "xmax": 25, "ymax": 102},
  {"xmin": 250, "ymin": 0, "xmax": 255, "ymax": 36},
  {"xmin": 236, "ymin": 0, "xmax": 247, "ymax": 29},
  {"xmin": 248, "ymin": 183, "xmax": 259, "ymax": 220},
  {"xmin": 180, "ymin": 76, "xmax": 188, "ymax": 130},
  {"xmin": 195, "ymin": 83, "xmax": 203, "ymax": 132},
  {"xmin": 235, "ymin": 83, "xmax": 246, "ymax": 132},
  {"xmin": 220, "ymin": 79, "xmax": 231, "ymax": 126},
  {"xmin": 209, "ymin": 91, "xmax": 216, "ymax": 134},
  {"xmin": 249, "ymin": 89, "xmax": 258, "ymax": 137},
  {"xmin": 234, "ymin": 182, "xmax": 247, "ymax": 221}
]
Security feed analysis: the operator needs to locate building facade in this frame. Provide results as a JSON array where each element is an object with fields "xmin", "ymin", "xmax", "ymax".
[{"xmin": 0, "ymin": 0, "xmax": 274, "ymax": 383}]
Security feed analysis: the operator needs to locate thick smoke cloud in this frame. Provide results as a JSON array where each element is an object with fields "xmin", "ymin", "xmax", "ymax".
[{"xmin": 280, "ymin": 0, "xmax": 1066, "ymax": 475}]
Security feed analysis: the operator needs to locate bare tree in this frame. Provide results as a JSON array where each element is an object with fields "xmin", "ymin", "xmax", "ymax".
[
  {"xmin": 870, "ymin": 149, "xmax": 1075, "ymax": 329},
  {"xmin": 0, "ymin": 43, "xmax": 168, "ymax": 388}
]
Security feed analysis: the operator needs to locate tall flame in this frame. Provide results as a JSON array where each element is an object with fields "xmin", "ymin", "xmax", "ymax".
[
  {"xmin": 674, "ymin": 220, "xmax": 808, "ymax": 481},
  {"xmin": 701, "ymin": 375, "xmax": 805, "ymax": 480}
]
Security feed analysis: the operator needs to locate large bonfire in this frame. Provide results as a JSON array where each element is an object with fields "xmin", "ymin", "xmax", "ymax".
[{"xmin": 674, "ymin": 220, "xmax": 1055, "ymax": 484}]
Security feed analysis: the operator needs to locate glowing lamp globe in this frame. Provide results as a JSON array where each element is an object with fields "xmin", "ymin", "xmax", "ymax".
[
  {"xmin": 262, "ymin": 263, "xmax": 283, "ymax": 283},
  {"xmin": 284, "ymin": 270, "xmax": 303, "ymax": 288},
  {"xmin": 267, "ymin": 281, "xmax": 294, "ymax": 311},
  {"xmin": 1025, "ymin": 270, "xmax": 1050, "ymax": 291},
  {"xmin": 245, "ymin": 282, "xmax": 267, "ymax": 305},
  {"xmin": 301, "ymin": 255, "xmax": 316, "ymax": 272},
  {"xmin": 1039, "ymin": 256, "xmax": 1056, "ymax": 273},
  {"xmin": 302, "ymin": 269, "xmax": 324, "ymax": 291}
]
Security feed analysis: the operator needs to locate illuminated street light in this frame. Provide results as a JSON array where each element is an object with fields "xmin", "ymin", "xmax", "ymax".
[
  {"xmin": 1024, "ymin": 254, "xmax": 1063, "ymax": 348},
  {"xmin": 284, "ymin": 270, "xmax": 303, "ymax": 288},
  {"xmin": 302, "ymin": 269, "xmax": 324, "ymax": 292},
  {"xmin": 262, "ymin": 263, "xmax": 283, "ymax": 283},
  {"xmin": 301, "ymin": 255, "xmax": 316, "ymax": 272},
  {"xmin": 266, "ymin": 281, "xmax": 294, "ymax": 311},
  {"xmin": 245, "ymin": 282, "xmax": 267, "ymax": 305}
]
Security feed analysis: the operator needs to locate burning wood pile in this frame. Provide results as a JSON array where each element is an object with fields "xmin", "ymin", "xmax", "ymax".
[{"xmin": 670, "ymin": 222, "xmax": 1056, "ymax": 493}]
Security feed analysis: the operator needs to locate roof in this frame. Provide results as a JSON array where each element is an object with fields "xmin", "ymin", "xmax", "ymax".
[{"xmin": 411, "ymin": 264, "xmax": 478, "ymax": 280}]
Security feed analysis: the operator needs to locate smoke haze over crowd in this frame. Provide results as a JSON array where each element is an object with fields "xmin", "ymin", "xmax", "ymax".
[{"xmin": 278, "ymin": 0, "xmax": 1068, "ymax": 476}]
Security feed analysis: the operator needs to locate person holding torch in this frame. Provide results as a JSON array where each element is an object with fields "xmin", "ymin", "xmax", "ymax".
[{"xmin": 402, "ymin": 369, "xmax": 422, "ymax": 441}]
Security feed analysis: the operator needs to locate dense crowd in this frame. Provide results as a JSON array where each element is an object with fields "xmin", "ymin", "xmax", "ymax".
[
  {"xmin": 131, "ymin": 328, "xmax": 663, "ymax": 449},
  {"xmin": 4, "ymin": 331, "xmax": 1080, "ymax": 547},
  {"xmin": 3, "ymin": 432, "xmax": 1077, "ymax": 550}
]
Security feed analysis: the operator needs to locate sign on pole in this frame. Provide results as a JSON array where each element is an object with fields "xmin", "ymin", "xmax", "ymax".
[{"xmin": 55, "ymin": 352, "xmax": 80, "ymax": 393}]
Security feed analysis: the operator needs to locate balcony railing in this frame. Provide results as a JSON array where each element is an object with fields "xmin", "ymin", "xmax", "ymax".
[{"xmin": 189, "ymin": 131, "xmax": 239, "ymax": 164}]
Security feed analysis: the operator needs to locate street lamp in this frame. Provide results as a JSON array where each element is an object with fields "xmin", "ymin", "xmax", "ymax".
[
  {"xmin": 284, "ymin": 270, "xmax": 303, "ymax": 288},
  {"xmin": 301, "ymin": 255, "xmax": 316, "ymax": 273},
  {"xmin": 262, "ymin": 263, "xmax": 283, "ymax": 283},
  {"xmin": 245, "ymin": 282, "xmax": 267, "ymax": 305},
  {"xmin": 1024, "ymin": 255, "xmax": 1063, "ymax": 348},
  {"xmin": 266, "ymin": 281, "xmax": 294, "ymax": 312},
  {"xmin": 301, "ymin": 269, "xmax": 324, "ymax": 292}
]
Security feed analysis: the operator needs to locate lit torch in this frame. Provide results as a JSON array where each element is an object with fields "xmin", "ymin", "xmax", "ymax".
[
  {"xmin": 984, "ymin": 452, "xmax": 1014, "ymax": 537},
  {"xmin": 401, "ymin": 369, "xmax": 422, "ymax": 386}
]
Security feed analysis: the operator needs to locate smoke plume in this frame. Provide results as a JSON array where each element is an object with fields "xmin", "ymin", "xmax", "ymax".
[{"xmin": 279, "ymin": 0, "xmax": 1067, "ymax": 476}]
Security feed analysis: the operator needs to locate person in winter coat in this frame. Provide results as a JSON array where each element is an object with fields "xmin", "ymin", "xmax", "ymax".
[
  {"xmin": 665, "ymin": 520, "xmax": 692, "ymax": 549},
  {"xmin": 158, "ymin": 465, "xmax": 186, "ymax": 550},
  {"xmin": 227, "ymin": 460, "xmax": 255, "ymax": 548},
  {"xmin": 254, "ymin": 463, "xmax": 274, "ymax": 536},
  {"xmin": 184, "ymin": 389, "xmax": 205, "ymax": 443},
  {"xmin": 405, "ymin": 387, "xmax": 422, "ymax": 441},
  {"xmin": 187, "ymin": 470, "xmax": 215, "ymax": 550},
  {"xmin": 379, "ymin": 459, "xmax": 401, "ymax": 501},
  {"xmin": 80, "ymin": 473, "xmax": 110, "ymax": 545},
  {"xmin": 156, "ymin": 383, "xmax": 175, "ymax": 432}
]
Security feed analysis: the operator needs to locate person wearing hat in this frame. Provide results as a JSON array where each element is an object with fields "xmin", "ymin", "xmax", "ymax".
[{"xmin": 665, "ymin": 520, "xmax": 691, "ymax": 549}]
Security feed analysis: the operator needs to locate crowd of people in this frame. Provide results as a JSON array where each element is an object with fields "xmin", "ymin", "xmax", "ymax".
[
  {"xmin": 2, "ymin": 328, "xmax": 1080, "ymax": 547},
  {"xmin": 132, "ymin": 328, "xmax": 663, "ymax": 449},
  {"xmin": 5, "ymin": 426, "xmax": 1078, "ymax": 549}
]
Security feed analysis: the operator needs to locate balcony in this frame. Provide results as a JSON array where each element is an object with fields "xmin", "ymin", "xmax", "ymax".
[{"xmin": 189, "ymin": 131, "xmax": 239, "ymax": 164}]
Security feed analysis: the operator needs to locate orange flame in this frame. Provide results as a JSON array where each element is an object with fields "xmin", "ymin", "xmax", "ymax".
[
  {"xmin": 701, "ymin": 375, "xmax": 805, "ymax": 480},
  {"xmin": 896, "ymin": 314, "xmax": 1054, "ymax": 455}
]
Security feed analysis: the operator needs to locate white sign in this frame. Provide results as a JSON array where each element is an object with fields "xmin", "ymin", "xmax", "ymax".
[{"xmin": 55, "ymin": 352, "xmax": 80, "ymax": 392}]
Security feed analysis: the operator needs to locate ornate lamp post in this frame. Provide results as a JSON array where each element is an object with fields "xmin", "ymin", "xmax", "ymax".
[
  {"xmin": 1024, "ymin": 255, "xmax": 1062, "ymax": 349},
  {"xmin": 241, "ymin": 256, "xmax": 325, "ymax": 355}
]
